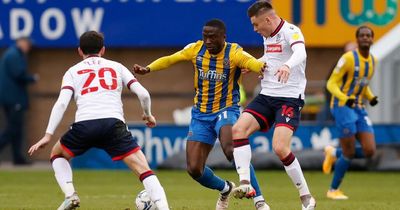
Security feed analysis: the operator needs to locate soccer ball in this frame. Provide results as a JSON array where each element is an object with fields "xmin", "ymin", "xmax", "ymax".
[{"xmin": 135, "ymin": 190, "xmax": 156, "ymax": 210}]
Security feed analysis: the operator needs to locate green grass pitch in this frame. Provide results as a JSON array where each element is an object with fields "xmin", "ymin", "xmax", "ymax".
[{"xmin": 0, "ymin": 170, "xmax": 399, "ymax": 210}]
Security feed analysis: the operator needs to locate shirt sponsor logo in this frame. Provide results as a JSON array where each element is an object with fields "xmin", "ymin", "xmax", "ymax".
[
  {"xmin": 198, "ymin": 69, "xmax": 227, "ymax": 81},
  {"xmin": 266, "ymin": 44, "xmax": 282, "ymax": 53}
]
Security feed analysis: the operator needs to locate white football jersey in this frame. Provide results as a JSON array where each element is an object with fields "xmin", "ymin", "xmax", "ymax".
[
  {"xmin": 61, "ymin": 56, "xmax": 137, "ymax": 122},
  {"xmin": 259, "ymin": 19, "xmax": 307, "ymax": 99}
]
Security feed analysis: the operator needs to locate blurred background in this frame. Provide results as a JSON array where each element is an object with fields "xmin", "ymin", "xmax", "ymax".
[{"xmin": 0, "ymin": 0, "xmax": 399, "ymax": 170}]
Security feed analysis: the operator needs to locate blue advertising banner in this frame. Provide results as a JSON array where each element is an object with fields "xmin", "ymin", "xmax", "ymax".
[
  {"xmin": 0, "ymin": 0, "xmax": 258, "ymax": 48},
  {"xmin": 72, "ymin": 124, "xmax": 400, "ymax": 169}
]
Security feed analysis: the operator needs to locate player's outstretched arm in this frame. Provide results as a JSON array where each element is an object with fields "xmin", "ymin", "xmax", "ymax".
[
  {"xmin": 234, "ymin": 48, "xmax": 267, "ymax": 81},
  {"xmin": 28, "ymin": 89, "xmax": 73, "ymax": 155},
  {"xmin": 133, "ymin": 50, "xmax": 190, "ymax": 76},
  {"xmin": 128, "ymin": 81, "xmax": 156, "ymax": 128}
]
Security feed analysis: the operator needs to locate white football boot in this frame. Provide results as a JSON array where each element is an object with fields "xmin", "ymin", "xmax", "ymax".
[
  {"xmin": 57, "ymin": 192, "xmax": 80, "ymax": 210},
  {"xmin": 216, "ymin": 181, "xmax": 235, "ymax": 210}
]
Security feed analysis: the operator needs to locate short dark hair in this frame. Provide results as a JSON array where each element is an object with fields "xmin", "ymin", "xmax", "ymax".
[
  {"xmin": 79, "ymin": 31, "xmax": 104, "ymax": 54},
  {"xmin": 356, "ymin": 25, "xmax": 374, "ymax": 38},
  {"xmin": 247, "ymin": 0, "xmax": 273, "ymax": 18},
  {"xmin": 205, "ymin": 19, "xmax": 226, "ymax": 33}
]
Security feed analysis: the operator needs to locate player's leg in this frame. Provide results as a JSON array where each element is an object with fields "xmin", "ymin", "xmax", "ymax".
[
  {"xmin": 186, "ymin": 114, "xmax": 231, "ymax": 191},
  {"xmin": 231, "ymin": 113, "xmax": 262, "ymax": 198},
  {"xmin": 273, "ymin": 98, "xmax": 315, "ymax": 209},
  {"xmin": 328, "ymin": 110, "xmax": 375, "ymax": 162},
  {"xmin": 232, "ymin": 95, "xmax": 273, "ymax": 201},
  {"xmin": 327, "ymin": 106, "xmax": 358, "ymax": 200},
  {"xmin": 186, "ymin": 140, "xmax": 233, "ymax": 210},
  {"xmin": 106, "ymin": 119, "xmax": 169, "ymax": 210},
  {"xmin": 357, "ymin": 132, "xmax": 375, "ymax": 157},
  {"xmin": 327, "ymin": 135, "xmax": 355, "ymax": 200},
  {"xmin": 272, "ymin": 127, "xmax": 315, "ymax": 209},
  {"xmin": 217, "ymin": 110, "xmax": 268, "ymax": 209},
  {"xmin": 186, "ymin": 140, "xmax": 231, "ymax": 192},
  {"xmin": 50, "ymin": 140, "xmax": 81, "ymax": 210},
  {"xmin": 123, "ymin": 150, "xmax": 169, "ymax": 210},
  {"xmin": 356, "ymin": 108, "xmax": 376, "ymax": 158}
]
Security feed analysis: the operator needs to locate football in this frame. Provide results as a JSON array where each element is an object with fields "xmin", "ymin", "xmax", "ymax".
[{"xmin": 135, "ymin": 190, "xmax": 156, "ymax": 210}]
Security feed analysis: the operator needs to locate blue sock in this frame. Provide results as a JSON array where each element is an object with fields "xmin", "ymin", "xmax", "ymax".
[
  {"xmin": 335, "ymin": 147, "xmax": 365, "ymax": 158},
  {"xmin": 331, "ymin": 155, "xmax": 351, "ymax": 189},
  {"xmin": 194, "ymin": 166, "xmax": 226, "ymax": 191},
  {"xmin": 250, "ymin": 164, "xmax": 262, "ymax": 197}
]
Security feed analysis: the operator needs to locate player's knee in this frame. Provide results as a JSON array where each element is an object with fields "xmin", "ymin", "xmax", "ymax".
[
  {"xmin": 186, "ymin": 164, "xmax": 203, "ymax": 179},
  {"xmin": 363, "ymin": 147, "xmax": 375, "ymax": 158},
  {"xmin": 224, "ymin": 150, "xmax": 233, "ymax": 162},
  {"xmin": 220, "ymin": 144, "xmax": 233, "ymax": 161},
  {"xmin": 342, "ymin": 150, "xmax": 355, "ymax": 159},
  {"xmin": 273, "ymin": 145, "xmax": 290, "ymax": 159}
]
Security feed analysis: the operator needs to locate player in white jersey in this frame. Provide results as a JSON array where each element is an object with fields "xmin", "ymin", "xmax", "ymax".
[
  {"xmin": 231, "ymin": 2, "xmax": 316, "ymax": 210},
  {"xmin": 28, "ymin": 31, "xmax": 169, "ymax": 210}
]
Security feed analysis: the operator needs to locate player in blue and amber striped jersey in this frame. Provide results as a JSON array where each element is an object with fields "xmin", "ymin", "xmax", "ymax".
[
  {"xmin": 323, "ymin": 26, "xmax": 378, "ymax": 200},
  {"xmin": 133, "ymin": 19, "xmax": 269, "ymax": 210}
]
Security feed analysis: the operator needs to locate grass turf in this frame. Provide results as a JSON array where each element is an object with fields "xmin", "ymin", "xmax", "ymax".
[{"xmin": 0, "ymin": 170, "xmax": 399, "ymax": 210}]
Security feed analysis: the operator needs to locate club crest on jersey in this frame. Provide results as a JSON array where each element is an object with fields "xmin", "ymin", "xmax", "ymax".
[
  {"xmin": 223, "ymin": 59, "xmax": 230, "ymax": 68},
  {"xmin": 358, "ymin": 77, "xmax": 370, "ymax": 86},
  {"xmin": 276, "ymin": 34, "xmax": 281, "ymax": 42},
  {"xmin": 266, "ymin": 44, "xmax": 282, "ymax": 53}
]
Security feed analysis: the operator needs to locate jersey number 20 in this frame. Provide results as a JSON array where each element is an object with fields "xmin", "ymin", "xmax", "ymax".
[{"xmin": 77, "ymin": 68, "xmax": 117, "ymax": 95}]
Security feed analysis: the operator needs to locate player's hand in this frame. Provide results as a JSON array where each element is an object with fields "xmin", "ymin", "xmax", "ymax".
[
  {"xmin": 369, "ymin": 96, "xmax": 378, "ymax": 106},
  {"xmin": 345, "ymin": 98, "xmax": 356, "ymax": 108},
  {"xmin": 28, "ymin": 133, "xmax": 52, "ymax": 156},
  {"xmin": 133, "ymin": 64, "xmax": 150, "ymax": 75},
  {"xmin": 274, "ymin": 64, "xmax": 290, "ymax": 83},
  {"xmin": 142, "ymin": 114, "xmax": 156, "ymax": 128},
  {"xmin": 258, "ymin": 62, "xmax": 267, "ymax": 79}
]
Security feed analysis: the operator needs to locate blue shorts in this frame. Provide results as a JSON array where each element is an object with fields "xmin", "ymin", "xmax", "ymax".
[
  {"xmin": 244, "ymin": 94, "xmax": 304, "ymax": 132},
  {"xmin": 187, "ymin": 105, "xmax": 240, "ymax": 145},
  {"xmin": 60, "ymin": 118, "xmax": 140, "ymax": 161},
  {"xmin": 331, "ymin": 106, "xmax": 374, "ymax": 138}
]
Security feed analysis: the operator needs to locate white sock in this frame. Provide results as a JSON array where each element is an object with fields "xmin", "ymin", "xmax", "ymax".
[
  {"xmin": 253, "ymin": 195, "xmax": 265, "ymax": 205},
  {"xmin": 220, "ymin": 181, "xmax": 230, "ymax": 194},
  {"xmin": 233, "ymin": 144, "xmax": 252, "ymax": 182},
  {"xmin": 52, "ymin": 158, "xmax": 75, "ymax": 197},
  {"xmin": 142, "ymin": 175, "xmax": 169, "ymax": 210},
  {"xmin": 284, "ymin": 158, "xmax": 310, "ymax": 196}
]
